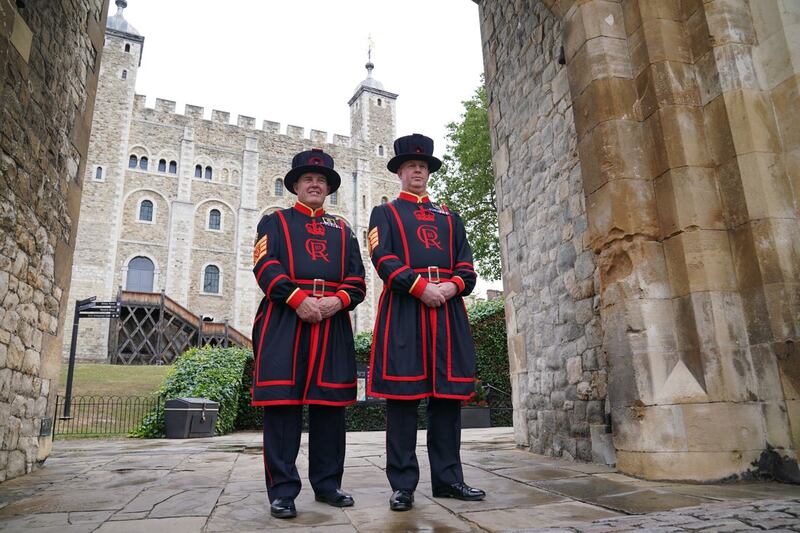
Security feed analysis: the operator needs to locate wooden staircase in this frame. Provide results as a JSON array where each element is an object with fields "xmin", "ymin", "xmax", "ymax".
[{"xmin": 109, "ymin": 290, "xmax": 251, "ymax": 365}]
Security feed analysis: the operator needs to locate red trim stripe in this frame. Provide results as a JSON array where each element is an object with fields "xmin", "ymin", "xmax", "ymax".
[
  {"xmin": 387, "ymin": 203, "xmax": 410, "ymax": 265},
  {"xmin": 339, "ymin": 220, "xmax": 346, "ymax": 281},
  {"xmin": 446, "ymin": 301, "xmax": 473, "ymax": 383},
  {"xmin": 276, "ymin": 210, "xmax": 295, "ymax": 279},
  {"xmin": 266, "ymin": 274, "xmax": 289, "ymax": 299},
  {"xmin": 255, "ymin": 304, "xmax": 299, "ymax": 387},
  {"xmin": 317, "ymin": 320, "xmax": 357, "ymax": 389},
  {"xmin": 252, "ymin": 399, "xmax": 356, "ymax": 406},
  {"xmin": 255, "ymin": 260, "xmax": 280, "ymax": 282},
  {"xmin": 448, "ymin": 212, "xmax": 454, "ymax": 269},
  {"xmin": 376, "ymin": 254, "xmax": 400, "ymax": 271}
]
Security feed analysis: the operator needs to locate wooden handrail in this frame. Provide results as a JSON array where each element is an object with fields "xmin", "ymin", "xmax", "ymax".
[{"xmin": 119, "ymin": 290, "xmax": 251, "ymax": 346}]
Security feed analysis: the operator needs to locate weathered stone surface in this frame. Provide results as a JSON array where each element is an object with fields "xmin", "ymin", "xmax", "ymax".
[
  {"xmin": 0, "ymin": 0, "xmax": 107, "ymax": 482},
  {"xmin": 481, "ymin": 0, "xmax": 800, "ymax": 482},
  {"xmin": 480, "ymin": 0, "xmax": 604, "ymax": 462}
]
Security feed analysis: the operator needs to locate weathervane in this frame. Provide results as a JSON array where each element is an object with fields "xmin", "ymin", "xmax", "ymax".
[{"xmin": 367, "ymin": 34, "xmax": 374, "ymax": 63}]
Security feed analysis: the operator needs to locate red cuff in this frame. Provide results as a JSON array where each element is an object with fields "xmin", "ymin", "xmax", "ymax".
[
  {"xmin": 409, "ymin": 275, "xmax": 428, "ymax": 298},
  {"xmin": 335, "ymin": 290, "xmax": 351, "ymax": 309},
  {"xmin": 286, "ymin": 288, "xmax": 307, "ymax": 309},
  {"xmin": 451, "ymin": 276, "xmax": 466, "ymax": 294}
]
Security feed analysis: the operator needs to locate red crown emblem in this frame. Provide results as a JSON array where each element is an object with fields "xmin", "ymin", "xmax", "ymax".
[
  {"xmin": 414, "ymin": 208, "xmax": 435, "ymax": 222},
  {"xmin": 305, "ymin": 221, "xmax": 325, "ymax": 236},
  {"xmin": 309, "ymin": 156, "xmax": 323, "ymax": 165}
]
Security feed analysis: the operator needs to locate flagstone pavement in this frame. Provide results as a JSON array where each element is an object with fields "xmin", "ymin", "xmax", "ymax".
[{"xmin": 1, "ymin": 428, "xmax": 800, "ymax": 532}]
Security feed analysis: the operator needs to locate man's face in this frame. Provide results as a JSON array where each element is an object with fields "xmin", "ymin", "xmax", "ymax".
[
  {"xmin": 397, "ymin": 160, "xmax": 430, "ymax": 195},
  {"xmin": 294, "ymin": 172, "xmax": 330, "ymax": 209}
]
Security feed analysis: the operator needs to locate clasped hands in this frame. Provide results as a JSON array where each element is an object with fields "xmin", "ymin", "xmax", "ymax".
[
  {"xmin": 420, "ymin": 281, "xmax": 458, "ymax": 308},
  {"xmin": 295, "ymin": 296, "xmax": 342, "ymax": 323}
]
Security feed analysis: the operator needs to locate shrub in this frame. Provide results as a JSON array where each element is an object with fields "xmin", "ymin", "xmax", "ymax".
[
  {"xmin": 468, "ymin": 298, "xmax": 511, "ymax": 426},
  {"xmin": 131, "ymin": 346, "xmax": 251, "ymax": 438},
  {"xmin": 354, "ymin": 330, "xmax": 373, "ymax": 366}
]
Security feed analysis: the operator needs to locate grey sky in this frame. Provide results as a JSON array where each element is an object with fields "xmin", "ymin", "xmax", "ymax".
[{"xmin": 117, "ymin": 0, "xmax": 485, "ymax": 158}]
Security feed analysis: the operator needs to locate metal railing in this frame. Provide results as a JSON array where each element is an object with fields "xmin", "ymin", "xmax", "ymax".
[{"xmin": 54, "ymin": 394, "xmax": 163, "ymax": 437}]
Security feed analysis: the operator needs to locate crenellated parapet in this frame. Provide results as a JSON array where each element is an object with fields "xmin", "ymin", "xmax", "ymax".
[{"xmin": 130, "ymin": 94, "xmax": 354, "ymax": 147}]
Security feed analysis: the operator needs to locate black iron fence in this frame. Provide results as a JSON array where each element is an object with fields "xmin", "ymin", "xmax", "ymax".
[{"xmin": 54, "ymin": 395, "xmax": 163, "ymax": 437}]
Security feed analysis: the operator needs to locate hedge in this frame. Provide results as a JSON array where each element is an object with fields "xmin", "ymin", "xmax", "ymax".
[
  {"xmin": 467, "ymin": 298, "xmax": 511, "ymax": 427},
  {"xmin": 130, "ymin": 346, "xmax": 251, "ymax": 438}
]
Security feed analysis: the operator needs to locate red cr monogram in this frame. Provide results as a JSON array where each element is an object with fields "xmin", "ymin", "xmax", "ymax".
[
  {"xmin": 305, "ymin": 238, "xmax": 330, "ymax": 262},
  {"xmin": 416, "ymin": 225, "xmax": 442, "ymax": 250}
]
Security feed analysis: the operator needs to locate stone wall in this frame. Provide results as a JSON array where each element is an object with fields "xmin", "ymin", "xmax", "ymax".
[
  {"xmin": 479, "ymin": 0, "xmax": 800, "ymax": 481},
  {"xmin": 478, "ymin": 0, "xmax": 608, "ymax": 463},
  {"xmin": 0, "ymin": 0, "xmax": 107, "ymax": 481}
]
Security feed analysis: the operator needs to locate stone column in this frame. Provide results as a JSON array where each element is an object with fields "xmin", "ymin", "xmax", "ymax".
[
  {"xmin": 234, "ymin": 136, "xmax": 260, "ymax": 332},
  {"xmin": 164, "ymin": 126, "xmax": 196, "ymax": 304}
]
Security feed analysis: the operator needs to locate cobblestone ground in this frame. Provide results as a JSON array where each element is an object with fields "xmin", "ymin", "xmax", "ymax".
[
  {"xmin": 0, "ymin": 428, "xmax": 799, "ymax": 532},
  {"xmin": 520, "ymin": 499, "xmax": 800, "ymax": 532}
]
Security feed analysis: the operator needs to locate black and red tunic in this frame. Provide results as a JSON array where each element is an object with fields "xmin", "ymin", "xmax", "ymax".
[
  {"xmin": 367, "ymin": 191, "xmax": 477, "ymax": 400},
  {"xmin": 251, "ymin": 202, "xmax": 366, "ymax": 406}
]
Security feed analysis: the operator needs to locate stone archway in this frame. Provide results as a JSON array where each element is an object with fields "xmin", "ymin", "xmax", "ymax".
[{"xmin": 478, "ymin": 0, "xmax": 800, "ymax": 481}]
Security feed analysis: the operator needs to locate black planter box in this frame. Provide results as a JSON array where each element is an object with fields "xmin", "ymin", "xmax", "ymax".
[
  {"xmin": 164, "ymin": 397, "xmax": 219, "ymax": 438},
  {"xmin": 461, "ymin": 406, "xmax": 491, "ymax": 428}
]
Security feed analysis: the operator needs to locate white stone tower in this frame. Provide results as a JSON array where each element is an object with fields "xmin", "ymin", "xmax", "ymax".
[
  {"xmin": 347, "ymin": 53, "xmax": 400, "ymax": 332},
  {"xmin": 63, "ymin": 0, "xmax": 144, "ymax": 358}
]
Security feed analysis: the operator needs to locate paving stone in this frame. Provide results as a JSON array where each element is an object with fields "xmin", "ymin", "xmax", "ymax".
[
  {"xmin": 465, "ymin": 501, "xmax": 621, "ymax": 532},
  {"xmin": 344, "ymin": 494, "xmax": 478, "ymax": 533},
  {"xmin": 493, "ymin": 465, "xmax": 588, "ymax": 482},
  {"xmin": 93, "ymin": 516, "xmax": 208, "ymax": 533},
  {"xmin": 205, "ymin": 492, "xmax": 349, "ymax": 531},
  {"xmin": 419, "ymin": 471, "xmax": 566, "ymax": 513}
]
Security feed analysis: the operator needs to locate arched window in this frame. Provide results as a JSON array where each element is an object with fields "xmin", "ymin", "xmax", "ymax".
[
  {"xmin": 329, "ymin": 190, "xmax": 338, "ymax": 205},
  {"xmin": 362, "ymin": 195, "xmax": 366, "ymax": 208},
  {"xmin": 95, "ymin": 167, "xmax": 103, "ymax": 180},
  {"xmin": 362, "ymin": 230, "xmax": 367, "ymax": 247},
  {"xmin": 381, "ymin": 196, "xmax": 389, "ymax": 204},
  {"xmin": 129, "ymin": 155, "xmax": 138, "ymax": 168},
  {"xmin": 378, "ymin": 145, "xmax": 384, "ymax": 156},
  {"xmin": 377, "ymin": 98, "xmax": 382, "ymax": 106},
  {"xmin": 138, "ymin": 199, "xmax": 153, "ymax": 222},
  {"xmin": 121, "ymin": 70, "xmax": 127, "ymax": 80},
  {"xmin": 204, "ymin": 166, "xmax": 212, "ymax": 180},
  {"xmin": 208, "ymin": 209, "xmax": 221, "ymax": 230},
  {"xmin": 203, "ymin": 265, "xmax": 220, "ymax": 294},
  {"xmin": 169, "ymin": 160, "xmax": 177, "ymax": 174},
  {"xmin": 126, "ymin": 256, "xmax": 154, "ymax": 292},
  {"xmin": 139, "ymin": 156, "xmax": 148, "ymax": 170},
  {"xmin": 158, "ymin": 159, "xmax": 166, "ymax": 172},
  {"xmin": 194, "ymin": 164, "xmax": 202, "ymax": 178},
  {"xmin": 124, "ymin": 43, "xmax": 131, "ymax": 53},
  {"xmin": 274, "ymin": 178, "xmax": 284, "ymax": 197}
]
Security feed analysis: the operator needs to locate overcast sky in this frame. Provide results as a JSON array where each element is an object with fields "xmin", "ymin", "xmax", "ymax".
[{"xmin": 116, "ymin": 0, "xmax": 485, "ymax": 158}]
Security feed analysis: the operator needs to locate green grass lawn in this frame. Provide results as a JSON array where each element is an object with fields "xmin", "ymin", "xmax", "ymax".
[
  {"xmin": 56, "ymin": 364, "xmax": 172, "ymax": 438},
  {"xmin": 58, "ymin": 363, "xmax": 172, "ymax": 397}
]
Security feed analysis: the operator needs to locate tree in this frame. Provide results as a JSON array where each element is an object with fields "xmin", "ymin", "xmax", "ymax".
[{"xmin": 430, "ymin": 80, "xmax": 500, "ymax": 280}]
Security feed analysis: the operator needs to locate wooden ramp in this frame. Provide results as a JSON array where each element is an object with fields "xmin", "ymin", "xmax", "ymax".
[{"xmin": 109, "ymin": 291, "xmax": 251, "ymax": 365}]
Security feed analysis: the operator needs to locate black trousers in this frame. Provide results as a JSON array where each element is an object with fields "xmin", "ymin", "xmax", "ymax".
[
  {"xmin": 386, "ymin": 397, "xmax": 464, "ymax": 491},
  {"xmin": 262, "ymin": 404, "xmax": 345, "ymax": 502}
]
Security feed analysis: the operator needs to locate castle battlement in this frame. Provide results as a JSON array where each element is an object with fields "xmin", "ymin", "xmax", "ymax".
[{"xmin": 132, "ymin": 93, "xmax": 353, "ymax": 147}]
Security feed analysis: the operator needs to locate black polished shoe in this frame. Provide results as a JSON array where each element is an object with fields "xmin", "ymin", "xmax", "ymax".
[
  {"xmin": 270, "ymin": 497, "xmax": 297, "ymax": 519},
  {"xmin": 432, "ymin": 482, "xmax": 486, "ymax": 501},
  {"xmin": 315, "ymin": 488, "xmax": 355, "ymax": 507},
  {"xmin": 389, "ymin": 489, "xmax": 414, "ymax": 511}
]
